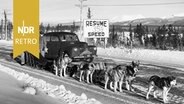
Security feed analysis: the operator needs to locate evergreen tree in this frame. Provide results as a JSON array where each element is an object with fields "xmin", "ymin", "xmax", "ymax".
[
  {"xmin": 173, "ymin": 27, "xmax": 179, "ymax": 50},
  {"xmin": 135, "ymin": 23, "xmax": 145, "ymax": 46},
  {"xmin": 168, "ymin": 24, "xmax": 173, "ymax": 47},
  {"xmin": 145, "ymin": 26, "xmax": 149, "ymax": 47},
  {"xmin": 46, "ymin": 24, "xmax": 50, "ymax": 33},
  {"xmin": 7, "ymin": 21, "xmax": 13, "ymax": 40},
  {"xmin": 56, "ymin": 24, "xmax": 60, "ymax": 32},
  {"xmin": 40, "ymin": 23, "xmax": 45, "ymax": 34},
  {"xmin": 129, "ymin": 24, "xmax": 133, "ymax": 51},
  {"xmin": 152, "ymin": 33, "xmax": 157, "ymax": 48},
  {"xmin": 87, "ymin": 7, "xmax": 92, "ymax": 19},
  {"xmin": 111, "ymin": 25, "xmax": 115, "ymax": 47},
  {"xmin": 71, "ymin": 21, "xmax": 76, "ymax": 33},
  {"xmin": 161, "ymin": 25, "xmax": 167, "ymax": 49}
]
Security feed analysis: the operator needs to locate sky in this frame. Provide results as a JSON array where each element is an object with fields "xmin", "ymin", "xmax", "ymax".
[{"xmin": 0, "ymin": 0, "xmax": 184, "ymax": 24}]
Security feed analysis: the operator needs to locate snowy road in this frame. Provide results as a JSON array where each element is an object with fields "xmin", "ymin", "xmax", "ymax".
[
  {"xmin": 0, "ymin": 41, "xmax": 184, "ymax": 104},
  {"xmin": 0, "ymin": 57, "xmax": 156, "ymax": 104},
  {"xmin": 99, "ymin": 54, "xmax": 184, "ymax": 71},
  {"xmin": 97, "ymin": 47, "xmax": 184, "ymax": 70}
]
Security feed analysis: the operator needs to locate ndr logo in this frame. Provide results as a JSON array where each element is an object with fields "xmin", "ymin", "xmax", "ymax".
[{"xmin": 18, "ymin": 20, "xmax": 34, "ymax": 36}]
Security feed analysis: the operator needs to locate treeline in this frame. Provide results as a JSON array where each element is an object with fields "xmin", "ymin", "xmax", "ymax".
[
  {"xmin": 106, "ymin": 24, "xmax": 184, "ymax": 51},
  {"xmin": 2, "ymin": 20, "xmax": 183, "ymax": 51},
  {"xmin": 39, "ymin": 22, "xmax": 79, "ymax": 34},
  {"xmin": 0, "ymin": 20, "xmax": 13, "ymax": 40},
  {"xmin": 40, "ymin": 23, "xmax": 184, "ymax": 51}
]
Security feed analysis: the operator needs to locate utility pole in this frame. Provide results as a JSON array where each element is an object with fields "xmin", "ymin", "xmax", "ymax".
[
  {"xmin": 2, "ymin": 10, "xmax": 11, "ymax": 40},
  {"xmin": 0, "ymin": 19, "xmax": 3, "ymax": 39},
  {"xmin": 87, "ymin": 7, "xmax": 92, "ymax": 19},
  {"xmin": 4, "ymin": 10, "xmax": 8, "ymax": 40},
  {"xmin": 75, "ymin": 0, "xmax": 87, "ymax": 41}
]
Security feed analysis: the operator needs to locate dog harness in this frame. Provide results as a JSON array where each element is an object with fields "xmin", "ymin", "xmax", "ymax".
[
  {"xmin": 126, "ymin": 66, "xmax": 136, "ymax": 77},
  {"xmin": 151, "ymin": 76, "xmax": 172, "ymax": 89}
]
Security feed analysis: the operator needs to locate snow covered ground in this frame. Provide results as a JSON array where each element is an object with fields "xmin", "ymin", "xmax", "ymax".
[
  {"xmin": 0, "ymin": 40, "xmax": 13, "ymax": 49},
  {"xmin": 97, "ymin": 47, "xmax": 184, "ymax": 103},
  {"xmin": 0, "ymin": 40, "xmax": 13, "ymax": 45},
  {"xmin": 97, "ymin": 47, "xmax": 184, "ymax": 69},
  {"xmin": 1, "ymin": 40, "xmax": 184, "ymax": 69},
  {"xmin": 0, "ymin": 64, "xmax": 102, "ymax": 104},
  {"xmin": 0, "ymin": 40, "xmax": 13, "ymax": 50},
  {"xmin": 0, "ymin": 64, "xmax": 64, "ymax": 104},
  {"xmin": 1, "ymin": 40, "xmax": 184, "ymax": 103}
]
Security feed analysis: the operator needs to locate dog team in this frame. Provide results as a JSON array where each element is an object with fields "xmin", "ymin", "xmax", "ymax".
[{"xmin": 54, "ymin": 55, "xmax": 177, "ymax": 103}]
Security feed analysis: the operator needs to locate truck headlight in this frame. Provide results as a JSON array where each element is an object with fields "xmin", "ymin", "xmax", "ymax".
[
  {"xmin": 73, "ymin": 48, "xmax": 78, "ymax": 51},
  {"xmin": 94, "ymin": 47, "xmax": 97, "ymax": 50}
]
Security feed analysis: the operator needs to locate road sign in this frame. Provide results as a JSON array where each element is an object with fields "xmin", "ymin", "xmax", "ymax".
[{"xmin": 83, "ymin": 19, "xmax": 109, "ymax": 38}]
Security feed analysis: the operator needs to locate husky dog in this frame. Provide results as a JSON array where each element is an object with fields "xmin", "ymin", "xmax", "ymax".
[
  {"xmin": 58, "ymin": 54, "xmax": 72, "ymax": 77},
  {"xmin": 79, "ymin": 62, "xmax": 96, "ymax": 83},
  {"xmin": 146, "ymin": 75, "xmax": 177, "ymax": 103},
  {"xmin": 104, "ymin": 61, "xmax": 140, "ymax": 92},
  {"xmin": 124, "ymin": 61, "xmax": 140, "ymax": 91},
  {"xmin": 104, "ymin": 65, "xmax": 125, "ymax": 92}
]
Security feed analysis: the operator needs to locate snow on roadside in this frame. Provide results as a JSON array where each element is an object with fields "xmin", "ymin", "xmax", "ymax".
[
  {"xmin": 1, "ymin": 40, "xmax": 184, "ymax": 67},
  {"xmin": 0, "ymin": 40, "xmax": 13, "ymax": 45},
  {"xmin": 97, "ymin": 47, "xmax": 184, "ymax": 69},
  {"xmin": 0, "ymin": 64, "xmax": 102, "ymax": 104},
  {"xmin": 0, "ymin": 40, "xmax": 13, "ymax": 50}
]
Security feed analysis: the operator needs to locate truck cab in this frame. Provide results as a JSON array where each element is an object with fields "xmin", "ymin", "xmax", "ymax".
[{"xmin": 40, "ymin": 32, "xmax": 97, "ymax": 62}]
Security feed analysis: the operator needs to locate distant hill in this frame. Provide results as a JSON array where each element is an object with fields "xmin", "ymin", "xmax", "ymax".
[
  {"xmin": 49, "ymin": 16, "xmax": 184, "ymax": 26},
  {"xmin": 61, "ymin": 21, "xmax": 80, "ymax": 26},
  {"xmin": 111, "ymin": 16, "xmax": 184, "ymax": 26}
]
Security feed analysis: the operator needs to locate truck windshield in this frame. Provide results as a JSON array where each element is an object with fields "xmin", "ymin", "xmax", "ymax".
[{"xmin": 60, "ymin": 34, "xmax": 79, "ymax": 42}]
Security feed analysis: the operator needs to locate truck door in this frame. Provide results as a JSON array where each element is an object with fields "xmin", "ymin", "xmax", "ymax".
[{"xmin": 46, "ymin": 35, "xmax": 61, "ymax": 59}]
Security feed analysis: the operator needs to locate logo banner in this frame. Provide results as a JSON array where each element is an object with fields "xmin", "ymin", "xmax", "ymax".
[{"xmin": 13, "ymin": 0, "xmax": 39, "ymax": 58}]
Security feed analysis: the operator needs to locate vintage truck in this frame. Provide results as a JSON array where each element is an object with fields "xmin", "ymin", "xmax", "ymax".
[
  {"xmin": 40, "ymin": 32, "xmax": 97, "ymax": 62},
  {"xmin": 19, "ymin": 32, "xmax": 97, "ymax": 69}
]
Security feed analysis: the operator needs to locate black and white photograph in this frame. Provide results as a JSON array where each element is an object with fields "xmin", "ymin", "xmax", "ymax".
[{"xmin": 0, "ymin": 0, "xmax": 184, "ymax": 104}]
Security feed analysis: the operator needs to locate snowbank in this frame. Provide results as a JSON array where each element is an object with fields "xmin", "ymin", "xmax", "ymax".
[
  {"xmin": 97, "ymin": 47, "xmax": 184, "ymax": 68},
  {"xmin": 0, "ymin": 40, "xmax": 13, "ymax": 45},
  {"xmin": 0, "ymin": 40, "xmax": 13, "ymax": 50},
  {"xmin": 0, "ymin": 64, "xmax": 102, "ymax": 104},
  {"xmin": 0, "ymin": 65, "xmax": 63, "ymax": 104}
]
